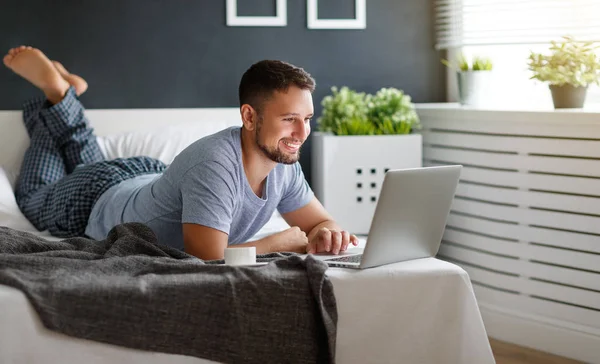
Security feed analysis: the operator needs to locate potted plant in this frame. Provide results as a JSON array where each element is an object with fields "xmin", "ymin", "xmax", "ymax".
[
  {"xmin": 442, "ymin": 55, "xmax": 493, "ymax": 106},
  {"xmin": 528, "ymin": 36, "xmax": 600, "ymax": 109},
  {"xmin": 312, "ymin": 86, "xmax": 422, "ymax": 234}
]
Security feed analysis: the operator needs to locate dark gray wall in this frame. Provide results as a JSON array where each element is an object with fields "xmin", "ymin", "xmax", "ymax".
[{"xmin": 0, "ymin": 0, "xmax": 444, "ymax": 183}]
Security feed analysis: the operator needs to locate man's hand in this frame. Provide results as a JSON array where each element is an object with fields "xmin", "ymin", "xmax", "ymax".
[
  {"xmin": 307, "ymin": 227, "xmax": 359, "ymax": 255},
  {"xmin": 267, "ymin": 226, "xmax": 309, "ymax": 253}
]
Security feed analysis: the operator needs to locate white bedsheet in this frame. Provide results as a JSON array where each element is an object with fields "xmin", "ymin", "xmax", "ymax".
[{"xmin": 0, "ymin": 256, "xmax": 494, "ymax": 363}]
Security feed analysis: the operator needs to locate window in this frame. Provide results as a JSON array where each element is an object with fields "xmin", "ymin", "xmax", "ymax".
[{"xmin": 435, "ymin": 0, "xmax": 600, "ymax": 107}]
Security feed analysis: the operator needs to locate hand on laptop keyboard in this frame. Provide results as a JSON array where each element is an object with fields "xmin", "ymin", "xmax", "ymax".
[{"xmin": 307, "ymin": 227, "xmax": 360, "ymax": 255}]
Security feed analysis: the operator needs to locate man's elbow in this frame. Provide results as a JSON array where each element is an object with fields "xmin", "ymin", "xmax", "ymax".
[{"xmin": 184, "ymin": 244, "xmax": 224, "ymax": 261}]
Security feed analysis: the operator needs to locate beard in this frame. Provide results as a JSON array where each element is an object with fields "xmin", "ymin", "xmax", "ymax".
[{"xmin": 255, "ymin": 117, "xmax": 301, "ymax": 165}]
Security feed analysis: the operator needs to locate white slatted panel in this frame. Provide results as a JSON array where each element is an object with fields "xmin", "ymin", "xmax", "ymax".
[
  {"xmin": 462, "ymin": 264, "xmax": 600, "ymax": 311},
  {"xmin": 440, "ymin": 244, "xmax": 600, "ymax": 312},
  {"xmin": 419, "ymin": 106, "xmax": 600, "ymax": 342},
  {"xmin": 446, "ymin": 213, "xmax": 600, "ymax": 254},
  {"xmin": 451, "ymin": 198, "xmax": 600, "ymax": 235},
  {"xmin": 443, "ymin": 230, "xmax": 600, "ymax": 273},
  {"xmin": 424, "ymin": 147, "xmax": 600, "ymax": 178},
  {"xmin": 438, "ymin": 166, "xmax": 600, "ymax": 197},
  {"xmin": 439, "ymin": 244, "xmax": 518, "ymax": 274},
  {"xmin": 525, "ymin": 261, "xmax": 600, "ymax": 293},
  {"xmin": 461, "ymin": 264, "xmax": 522, "ymax": 290},
  {"xmin": 447, "ymin": 243, "xmax": 600, "ymax": 292},
  {"xmin": 422, "ymin": 130, "xmax": 600, "ymax": 158},
  {"xmin": 473, "ymin": 285, "xmax": 600, "ymax": 334},
  {"xmin": 527, "ymin": 244, "xmax": 600, "ymax": 272},
  {"xmin": 444, "ymin": 229, "xmax": 520, "ymax": 256},
  {"xmin": 443, "ymin": 249, "xmax": 600, "ymax": 291},
  {"xmin": 455, "ymin": 183, "xmax": 600, "ymax": 215}
]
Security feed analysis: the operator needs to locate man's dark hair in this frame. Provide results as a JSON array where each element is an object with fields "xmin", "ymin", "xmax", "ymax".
[{"xmin": 239, "ymin": 60, "xmax": 316, "ymax": 113}]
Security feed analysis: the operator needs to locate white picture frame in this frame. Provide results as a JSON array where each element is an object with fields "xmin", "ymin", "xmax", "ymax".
[
  {"xmin": 226, "ymin": 0, "xmax": 287, "ymax": 27},
  {"xmin": 307, "ymin": 0, "xmax": 367, "ymax": 29}
]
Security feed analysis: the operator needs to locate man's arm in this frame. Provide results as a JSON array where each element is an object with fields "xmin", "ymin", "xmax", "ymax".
[
  {"xmin": 182, "ymin": 223, "xmax": 310, "ymax": 260},
  {"xmin": 281, "ymin": 197, "xmax": 359, "ymax": 254}
]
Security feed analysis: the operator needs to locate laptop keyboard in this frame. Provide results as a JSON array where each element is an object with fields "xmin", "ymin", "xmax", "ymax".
[{"xmin": 325, "ymin": 254, "xmax": 363, "ymax": 263}]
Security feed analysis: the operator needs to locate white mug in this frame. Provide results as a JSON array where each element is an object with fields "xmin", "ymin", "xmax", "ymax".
[{"xmin": 223, "ymin": 247, "xmax": 256, "ymax": 266}]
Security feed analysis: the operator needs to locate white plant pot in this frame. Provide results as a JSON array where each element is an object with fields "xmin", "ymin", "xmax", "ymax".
[
  {"xmin": 457, "ymin": 71, "xmax": 493, "ymax": 107},
  {"xmin": 311, "ymin": 132, "xmax": 422, "ymax": 234},
  {"xmin": 549, "ymin": 84, "xmax": 588, "ymax": 109}
]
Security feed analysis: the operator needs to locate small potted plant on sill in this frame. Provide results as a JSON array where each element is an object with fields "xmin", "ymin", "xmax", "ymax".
[
  {"xmin": 442, "ymin": 55, "xmax": 493, "ymax": 106},
  {"xmin": 311, "ymin": 86, "xmax": 422, "ymax": 234},
  {"xmin": 528, "ymin": 36, "xmax": 600, "ymax": 109}
]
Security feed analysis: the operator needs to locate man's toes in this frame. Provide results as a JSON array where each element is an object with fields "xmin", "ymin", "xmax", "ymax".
[
  {"xmin": 10, "ymin": 47, "xmax": 24, "ymax": 55},
  {"xmin": 3, "ymin": 55, "xmax": 11, "ymax": 67}
]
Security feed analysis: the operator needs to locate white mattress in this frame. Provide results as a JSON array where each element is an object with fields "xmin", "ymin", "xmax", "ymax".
[{"xmin": 0, "ymin": 252, "xmax": 494, "ymax": 364}]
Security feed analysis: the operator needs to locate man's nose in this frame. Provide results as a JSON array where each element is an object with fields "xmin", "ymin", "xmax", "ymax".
[{"xmin": 293, "ymin": 121, "xmax": 309, "ymax": 141}]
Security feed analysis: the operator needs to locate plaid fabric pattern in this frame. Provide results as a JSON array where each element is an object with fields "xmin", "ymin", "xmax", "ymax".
[{"xmin": 16, "ymin": 87, "xmax": 166, "ymax": 238}]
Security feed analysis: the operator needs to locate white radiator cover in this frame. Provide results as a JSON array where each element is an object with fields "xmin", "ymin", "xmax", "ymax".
[
  {"xmin": 311, "ymin": 132, "xmax": 422, "ymax": 234},
  {"xmin": 417, "ymin": 104, "xmax": 600, "ymax": 364}
]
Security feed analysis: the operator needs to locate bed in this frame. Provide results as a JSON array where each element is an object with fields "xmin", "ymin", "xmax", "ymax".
[{"xmin": 0, "ymin": 107, "xmax": 495, "ymax": 364}]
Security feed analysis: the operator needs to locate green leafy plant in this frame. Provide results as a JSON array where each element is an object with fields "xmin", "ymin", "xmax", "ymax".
[
  {"xmin": 317, "ymin": 87, "xmax": 370, "ymax": 134},
  {"xmin": 528, "ymin": 36, "xmax": 600, "ymax": 87},
  {"xmin": 442, "ymin": 54, "xmax": 492, "ymax": 71},
  {"xmin": 366, "ymin": 88, "xmax": 420, "ymax": 135},
  {"xmin": 317, "ymin": 86, "xmax": 420, "ymax": 136},
  {"xmin": 472, "ymin": 56, "xmax": 493, "ymax": 71}
]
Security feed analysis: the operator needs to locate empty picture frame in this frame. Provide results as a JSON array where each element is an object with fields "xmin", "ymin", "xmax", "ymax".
[
  {"xmin": 307, "ymin": 0, "xmax": 367, "ymax": 29},
  {"xmin": 226, "ymin": 0, "xmax": 287, "ymax": 27}
]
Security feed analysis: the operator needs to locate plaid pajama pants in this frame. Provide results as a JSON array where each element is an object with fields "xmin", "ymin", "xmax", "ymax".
[{"xmin": 16, "ymin": 87, "xmax": 167, "ymax": 238}]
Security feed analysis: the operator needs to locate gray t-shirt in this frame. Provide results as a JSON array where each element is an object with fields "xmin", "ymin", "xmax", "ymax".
[{"xmin": 85, "ymin": 126, "xmax": 314, "ymax": 250}]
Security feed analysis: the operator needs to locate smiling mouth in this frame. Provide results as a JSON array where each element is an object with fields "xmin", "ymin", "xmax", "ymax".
[
  {"xmin": 281, "ymin": 140, "xmax": 302, "ymax": 151},
  {"xmin": 281, "ymin": 140, "xmax": 302, "ymax": 149}
]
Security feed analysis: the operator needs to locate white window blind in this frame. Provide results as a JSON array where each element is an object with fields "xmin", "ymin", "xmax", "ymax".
[{"xmin": 435, "ymin": 0, "xmax": 600, "ymax": 49}]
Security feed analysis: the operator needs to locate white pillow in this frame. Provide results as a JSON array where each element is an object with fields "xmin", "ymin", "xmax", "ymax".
[
  {"xmin": 97, "ymin": 123, "xmax": 241, "ymax": 164},
  {"xmin": 6, "ymin": 122, "xmax": 240, "ymax": 188},
  {"xmin": 0, "ymin": 167, "xmax": 38, "ymax": 232}
]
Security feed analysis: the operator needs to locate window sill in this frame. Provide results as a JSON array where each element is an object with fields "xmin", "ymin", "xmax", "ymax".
[
  {"xmin": 415, "ymin": 103, "xmax": 600, "ymax": 127},
  {"xmin": 416, "ymin": 102, "xmax": 600, "ymax": 113}
]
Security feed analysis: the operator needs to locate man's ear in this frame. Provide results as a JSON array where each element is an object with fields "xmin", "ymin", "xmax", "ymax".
[{"xmin": 240, "ymin": 104, "xmax": 258, "ymax": 131}]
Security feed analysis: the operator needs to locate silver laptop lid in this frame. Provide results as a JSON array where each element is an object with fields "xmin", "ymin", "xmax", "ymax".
[{"xmin": 359, "ymin": 165, "xmax": 461, "ymax": 268}]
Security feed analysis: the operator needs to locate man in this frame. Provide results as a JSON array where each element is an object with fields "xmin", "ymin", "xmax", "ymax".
[{"xmin": 3, "ymin": 46, "xmax": 359, "ymax": 260}]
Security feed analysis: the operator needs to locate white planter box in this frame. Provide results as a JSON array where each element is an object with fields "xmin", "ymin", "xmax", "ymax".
[{"xmin": 311, "ymin": 132, "xmax": 422, "ymax": 234}]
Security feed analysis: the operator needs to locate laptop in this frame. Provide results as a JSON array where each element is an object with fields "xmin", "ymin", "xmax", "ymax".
[{"xmin": 313, "ymin": 165, "xmax": 462, "ymax": 269}]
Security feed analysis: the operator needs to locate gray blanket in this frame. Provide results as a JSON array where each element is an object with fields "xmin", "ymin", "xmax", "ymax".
[{"xmin": 0, "ymin": 223, "xmax": 337, "ymax": 364}]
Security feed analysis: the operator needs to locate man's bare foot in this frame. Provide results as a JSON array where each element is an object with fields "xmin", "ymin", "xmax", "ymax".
[
  {"xmin": 52, "ymin": 61, "xmax": 88, "ymax": 96},
  {"xmin": 3, "ymin": 46, "xmax": 70, "ymax": 104}
]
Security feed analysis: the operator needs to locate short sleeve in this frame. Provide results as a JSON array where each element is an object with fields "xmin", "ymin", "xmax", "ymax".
[
  {"xmin": 277, "ymin": 163, "xmax": 314, "ymax": 214},
  {"xmin": 180, "ymin": 162, "xmax": 237, "ymax": 234}
]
